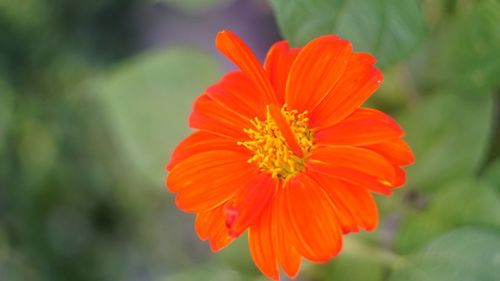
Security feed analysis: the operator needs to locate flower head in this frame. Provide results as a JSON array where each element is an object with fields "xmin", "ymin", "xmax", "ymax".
[{"xmin": 166, "ymin": 30, "xmax": 414, "ymax": 280}]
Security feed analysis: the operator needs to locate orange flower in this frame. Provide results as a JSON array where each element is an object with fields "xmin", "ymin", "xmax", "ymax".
[{"xmin": 166, "ymin": 30, "xmax": 414, "ymax": 280}]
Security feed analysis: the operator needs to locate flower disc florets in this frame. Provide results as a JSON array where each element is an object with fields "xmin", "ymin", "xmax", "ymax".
[{"xmin": 238, "ymin": 105, "xmax": 313, "ymax": 179}]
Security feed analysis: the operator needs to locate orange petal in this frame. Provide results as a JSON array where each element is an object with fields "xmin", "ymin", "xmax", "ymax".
[
  {"xmin": 393, "ymin": 166, "xmax": 407, "ymax": 187},
  {"xmin": 167, "ymin": 130, "xmax": 249, "ymax": 171},
  {"xmin": 307, "ymin": 146, "xmax": 397, "ymax": 194},
  {"xmin": 315, "ymin": 108, "xmax": 403, "ymax": 146},
  {"xmin": 309, "ymin": 163, "xmax": 394, "ymax": 195},
  {"xmin": 195, "ymin": 206, "xmax": 235, "ymax": 252},
  {"xmin": 248, "ymin": 204, "xmax": 279, "ymax": 280},
  {"xmin": 189, "ymin": 93, "xmax": 251, "ymax": 139},
  {"xmin": 310, "ymin": 53, "xmax": 383, "ymax": 130},
  {"xmin": 308, "ymin": 146, "xmax": 397, "ymax": 186},
  {"xmin": 269, "ymin": 104, "xmax": 302, "ymax": 156},
  {"xmin": 264, "ymin": 41, "xmax": 300, "ymax": 103},
  {"xmin": 224, "ymin": 174, "xmax": 277, "ymax": 237},
  {"xmin": 216, "ymin": 30, "xmax": 278, "ymax": 105},
  {"xmin": 309, "ymin": 172, "xmax": 379, "ymax": 233},
  {"xmin": 272, "ymin": 188, "xmax": 302, "ymax": 278},
  {"xmin": 363, "ymin": 138, "xmax": 415, "ymax": 166},
  {"xmin": 206, "ymin": 70, "xmax": 267, "ymax": 121},
  {"xmin": 167, "ymin": 151, "xmax": 258, "ymax": 212},
  {"xmin": 283, "ymin": 173, "xmax": 343, "ymax": 262},
  {"xmin": 286, "ymin": 35, "xmax": 352, "ymax": 113}
]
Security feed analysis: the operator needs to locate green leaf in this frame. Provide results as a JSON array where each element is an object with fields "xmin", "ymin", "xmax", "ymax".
[
  {"xmin": 96, "ymin": 48, "xmax": 221, "ymax": 184},
  {"xmin": 390, "ymin": 227, "xmax": 500, "ymax": 281},
  {"xmin": 269, "ymin": 0, "xmax": 426, "ymax": 67},
  {"xmin": 401, "ymin": 92, "xmax": 493, "ymax": 190},
  {"xmin": 395, "ymin": 178, "xmax": 500, "ymax": 253},
  {"xmin": 435, "ymin": 0, "xmax": 500, "ymax": 92}
]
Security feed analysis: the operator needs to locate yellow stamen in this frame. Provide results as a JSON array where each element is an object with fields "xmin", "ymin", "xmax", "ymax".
[{"xmin": 238, "ymin": 105, "xmax": 313, "ymax": 180}]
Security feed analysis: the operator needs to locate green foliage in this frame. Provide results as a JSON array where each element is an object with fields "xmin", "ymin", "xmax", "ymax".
[
  {"xmin": 322, "ymin": 255, "xmax": 384, "ymax": 281},
  {"xmin": 390, "ymin": 227, "xmax": 500, "ymax": 281},
  {"xmin": 1, "ymin": 0, "xmax": 500, "ymax": 280},
  {"xmin": 484, "ymin": 159, "xmax": 500, "ymax": 193},
  {"xmin": 434, "ymin": 0, "xmax": 500, "ymax": 92},
  {"xmin": 401, "ymin": 92, "xmax": 493, "ymax": 190},
  {"xmin": 164, "ymin": 267, "xmax": 245, "ymax": 281},
  {"xmin": 0, "ymin": 81, "xmax": 13, "ymax": 152},
  {"xmin": 97, "ymin": 48, "xmax": 221, "ymax": 184},
  {"xmin": 269, "ymin": 0, "xmax": 426, "ymax": 67},
  {"xmin": 396, "ymin": 178, "xmax": 500, "ymax": 253}
]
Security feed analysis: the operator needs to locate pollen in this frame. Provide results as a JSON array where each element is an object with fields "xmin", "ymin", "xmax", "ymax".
[{"xmin": 238, "ymin": 105, "xmax": 313, "ymax": 179}]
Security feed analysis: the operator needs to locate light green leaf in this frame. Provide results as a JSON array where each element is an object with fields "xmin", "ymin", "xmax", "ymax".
[
  {"xmin": 396, "ymin": 178, "xmax": 500, "ymax": 253},
  {"xmin": 435, "ymin": 0, "xmax": 500, "ymax": 92},
  {"xmin": 401, "ymin": 92, "xmax": 493, "ymax": 190},
  {"xmin": 269, "ymin": 0, "xmax": 426, "ymax": 67},
  {"xmin": 390, "ymin": 227, "xmax": 500, "ymax": 281},
  {"xmin": 96, "ymin": 48, "xmax": 221, "ymax": 184}
]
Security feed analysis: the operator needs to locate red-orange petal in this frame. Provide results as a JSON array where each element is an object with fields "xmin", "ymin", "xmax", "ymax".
[
  {"xmin": 189, "ymin": 93, "xmax": 251, "ymax": 139},
  {"xmin": 315, "ymin": 108, "xmax": 403, "ymax": 146},
  {"xmin": 167, "ymin": 151, "xmax": 258, "ymax": 212},
  {"xmin": 167, "ymin": 130, "xmax": 249, "ymax": 171},
  {"xmin": 269, "ymin": 104, "xmax": 302, "ymax": 157},
  {"xmin": 216, "ymin": 30, "xmax": 278, "ymax": 105},
  {"xmin": 264, "ymin": 41, "xmax": 300, "ymax": 104},
  {"xmin": 195, "ymin": 206, "xmax": 235, "ymax": 252},
  {"xmin": 363, "ymin": 138, "xmax": 415, "ymax": 166},
  {"xmin": 308, "ymin": 146, "xmax": 397, "ymax": 185},
  {"xmin": 286, "ymin": 35, "xmax": 352, "ymax": 113},
  {"xmin": 206, "ymin": 70, "xmax": 267, "ymax": 121},
  {"xmin": 248, "ymin": 204, "xmax": 279, "ymax": 280},
  {"xmin": 307, "ymin": 146, "xmax": 398, "ymax": 194},
  {"xmin": 224, "ymin": 173, "xmax": 277, "ymax": 237},
  {"xmin": 393, "ymin": 166, "xmax": 407, "ymax": 187},
  {"xmin": 272, "ymin": 188, "xmax": 302, "ymax": 278},
  {"xmin": 309, "ymin": 172, "xmax": 379, "ymax": 233},
  {"xmin": 283, "ymin": 173, "xmax": 342, "ymax": 262},
  {"xmin": 310, "ymin": 53, "xmax": 383, "ymax": 130}
]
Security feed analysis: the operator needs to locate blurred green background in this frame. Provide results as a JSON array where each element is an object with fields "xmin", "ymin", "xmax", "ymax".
[{"xmin": 0, "ymin": 0, "xmax": 499, "ymax": 280}]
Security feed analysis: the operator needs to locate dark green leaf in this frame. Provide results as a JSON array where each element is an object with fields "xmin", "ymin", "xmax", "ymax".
[{"xmin": 269, "ymin": 0, "xmax": 426, "ymax": 67}]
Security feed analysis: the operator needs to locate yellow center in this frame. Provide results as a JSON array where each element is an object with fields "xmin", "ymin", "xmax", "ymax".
[{"xmin": 238, "ymin": 105, "xmax": 314, "ymax": 179}]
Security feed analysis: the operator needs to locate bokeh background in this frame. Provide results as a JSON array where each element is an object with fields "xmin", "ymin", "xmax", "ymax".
[{"xmin": 1, "ymin": 0, "xmax": 499, "ymax": 280}]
